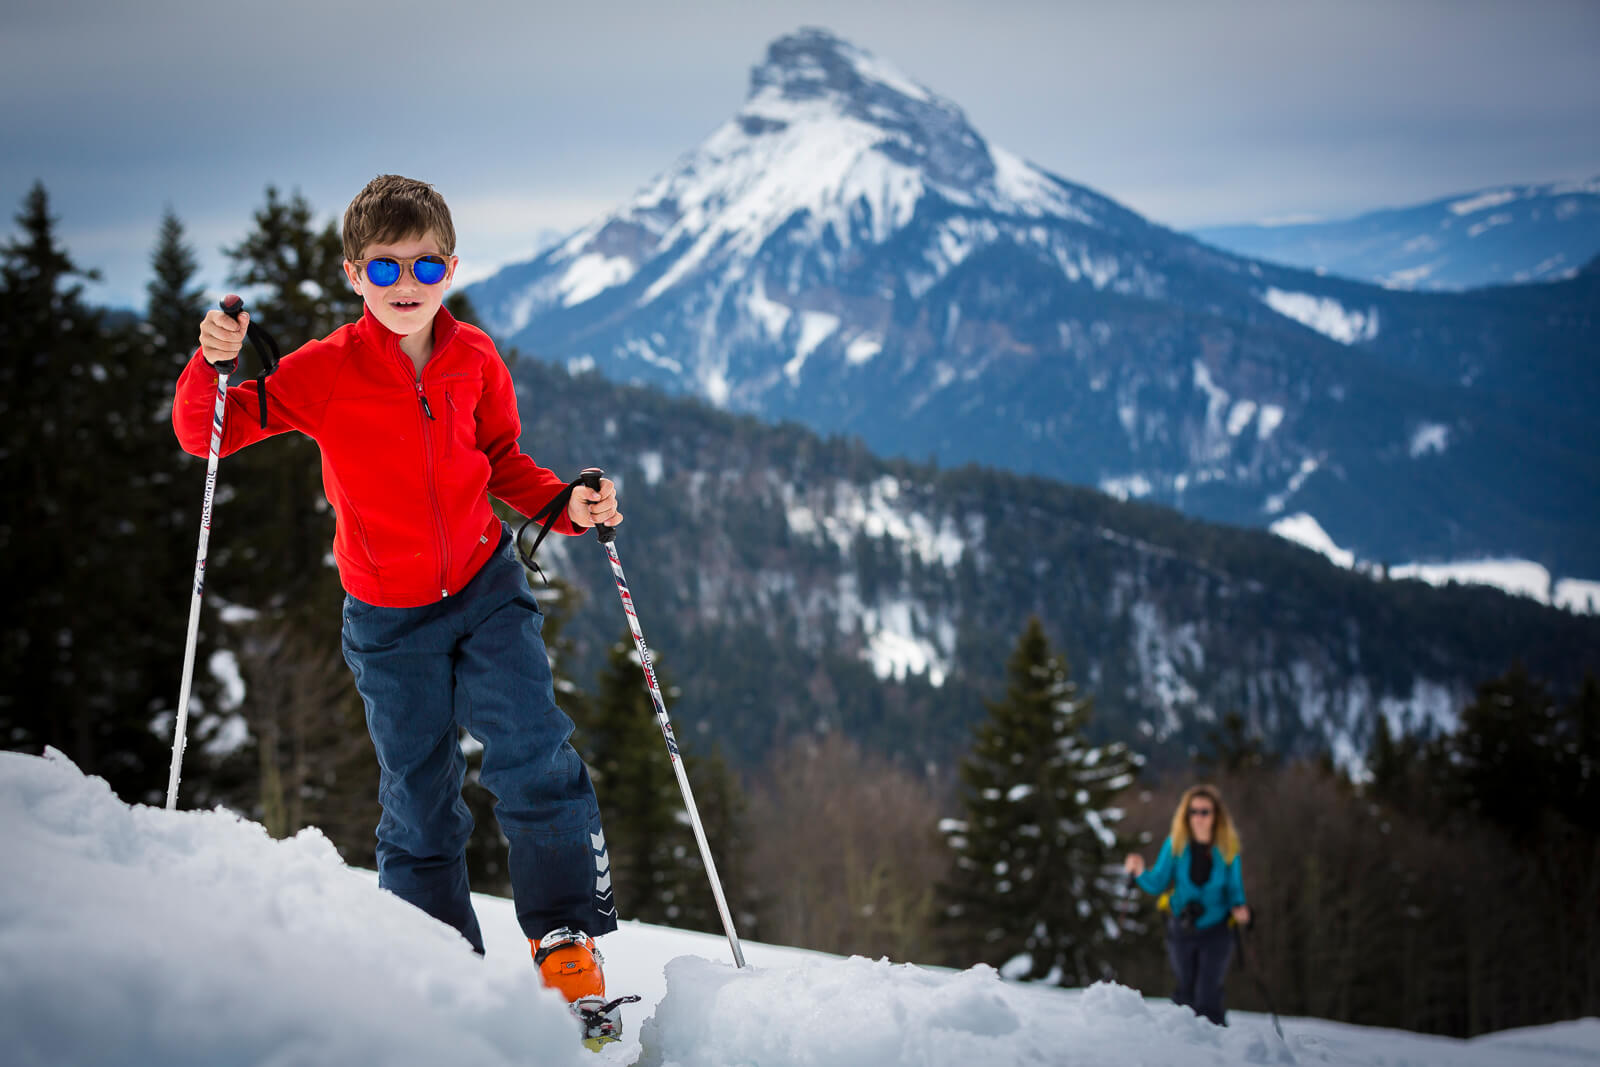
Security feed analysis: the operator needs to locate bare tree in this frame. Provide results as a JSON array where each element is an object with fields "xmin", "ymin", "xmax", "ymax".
[{"xmin": 747, "ymin": 733, "xmax": 946, "ymax": 962}]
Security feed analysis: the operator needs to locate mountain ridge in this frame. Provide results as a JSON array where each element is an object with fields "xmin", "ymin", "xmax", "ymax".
[
  {"xmin": 509, "ymin": 353, "xmax": 1600, "ymax": 774},
  {"xmin": 1191, "ymin": 177, "xmax": 1600, "ymax": 291},
  {"xmin": 467, "ymin": 28, "xmax": 1600, "ymax": 578}
]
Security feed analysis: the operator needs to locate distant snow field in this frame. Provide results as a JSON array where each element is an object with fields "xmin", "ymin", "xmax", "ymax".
[
  {"xmin": 1261, "ymin": 287, "xmax": 1380, "ymax": 344},
  {"xmin": 1269, "ymin": 512, "xmax": 1598, "ymax": 615},
  {"xmin": 6, "ymin": 750, "xmax": 1598, "ymax": 1066}
]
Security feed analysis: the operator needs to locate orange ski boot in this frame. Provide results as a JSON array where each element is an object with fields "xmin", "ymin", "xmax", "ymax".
[{"xmin": 533, "ymin": 927, "xmax": 638, "ymax": 1050}]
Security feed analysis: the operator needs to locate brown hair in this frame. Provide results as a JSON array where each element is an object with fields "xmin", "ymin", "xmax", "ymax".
[
  {"xmin": 1168, "ymin": 784, "xmax": 1241, "ymax": 863},
  {"xmin": 341, "ymin": 174, "xmax": 456, "ymax": 261}
]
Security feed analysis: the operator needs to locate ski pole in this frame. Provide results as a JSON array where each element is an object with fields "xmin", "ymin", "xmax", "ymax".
[
  {"xmin": 166, "ymin": 296, "xmax": 248, "ymax": 809},
  {"xmin": 1233, "ymin": 921, "xmax": 1284, "ymax": 1041},
  {"xmin": 580, "ymin": 468, "xmax": 747, "ymax": 968}
]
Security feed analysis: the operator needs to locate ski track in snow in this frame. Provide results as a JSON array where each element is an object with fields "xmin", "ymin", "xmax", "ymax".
[{"xmin": 6, "ymin": 750, "xmax": 1600, "ymax": 1066}]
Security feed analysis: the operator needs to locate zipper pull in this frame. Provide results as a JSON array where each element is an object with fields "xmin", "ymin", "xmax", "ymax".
[{"xmin": 415, "ymin": 382, "xmax": 436, "ymax": 420}]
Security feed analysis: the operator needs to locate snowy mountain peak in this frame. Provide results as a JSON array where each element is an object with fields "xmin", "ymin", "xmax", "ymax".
[
  {"xmin": 750, "ymin": 28, "xmax": 936, "ymax": 110},
  {"xmin": 741, "ymin": 28, "xmax": 993, "ymax": 191},
  {"xmin": 473, "ymin": 28, "xmax": 1118, "ymax": 347}
]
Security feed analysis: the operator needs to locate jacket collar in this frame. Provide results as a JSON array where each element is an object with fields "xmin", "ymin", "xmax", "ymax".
[{"xmin": 353, "ymin": 303, "xmax": 460, "ymax": 356}]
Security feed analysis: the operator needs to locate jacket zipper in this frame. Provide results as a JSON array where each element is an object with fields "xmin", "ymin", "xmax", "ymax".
[{"xmin": 396, "ymin": 346, "xmax": 450, "ymax": 598}]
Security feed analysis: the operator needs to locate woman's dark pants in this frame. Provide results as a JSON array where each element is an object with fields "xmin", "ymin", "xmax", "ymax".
[{"xmin": 1167, "ymin": 920, "xmax": 1235, "ymax": 1025}]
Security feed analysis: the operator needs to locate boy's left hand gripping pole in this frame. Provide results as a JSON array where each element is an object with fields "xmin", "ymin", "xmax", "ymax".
[{"xmin": 166, "ymin": 296, "xmax": 244, "ymax": 810}]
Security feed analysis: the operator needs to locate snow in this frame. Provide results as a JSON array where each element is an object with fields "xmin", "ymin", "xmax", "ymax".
[
  {"xmin": 1409, "ymin": 422, "xmax": 1450, "ymax": 458},
  {"xmin": 636, "ymin": 450, "xmax": 664, "ymax": 488},
  {"xmin": 1226, "ymin": 399, "xmax": 1258, "ymax": 437},
  {"xmin": 785, "ymin": 310, "xmax": 840, "ymax": 383},
  {"xmin": 1555, "ymin": 578, "xmax": 1600, "ymax": 614},
  {"xmin": 1448, "ymin": 189, "xmax": 1519, "ymax": 215},
  {"xmin": 1261, "ymin": 287, "xmax": 1380, "ymax": 344},
  {"xmin": 5, "ymin": 749, "xmax": 1599, "ymax": 1066},
  {"xmin": 1465, "ymin": 212, "xmax": 1513, "ymax": 239},
  {"xmin": 1263, "ymin": 456, "xmax": 1320, "ymax": 515},
  {"xmin": 1260, "ymin": 523, "xmax": 1600, "ymax": 617},
  {"xmin": 559, "ymin": 251, "xmax": 636, "ymax": 307},
  {"xmin": 845, "ymin": 334, "xmax": 883, "ymax": 364},
  {"xmin": 1390, "ymin": 559, "xmax": 1554, "ymax": 603},
  {"xmin": 208, "ymin": 648, "xmax": 245, "ymax": 710},
  {"xmin": 634, "ymin": 101, "xmax": 928, "ymax": 305},
  {"xmin": 1382, "ymin": 263, "xmax": 1436, "ymax": 288},
  {"xmin": 742, "ymin": 276, "xmax": 792, "ymax": 340},
  {"xmin": 1100, "ymin": 474, "xmax": 1154, "ymax": 501},
  {"xmin": 1256, "ymin": 404, "xmax": 1285, "ymax": 440},
  {"xmin": 1270, "ymin": 512, "xmax": 1355, "ymax": 568},
  {"xmin": 845, "ymin": 47, "xmax": 932, "ymax": 103},
  {"xmin": 986, "ymin": 144, "xmax": 1096, "ymax": 225},
  {"xmin": 859, "ymin": 596, "xmax": 951, "ymax": 687}
]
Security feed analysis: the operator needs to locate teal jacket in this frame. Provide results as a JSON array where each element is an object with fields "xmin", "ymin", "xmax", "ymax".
[{"xmin": 1135, "ymin": 836, "xmax": 1247, "ymax": 932}]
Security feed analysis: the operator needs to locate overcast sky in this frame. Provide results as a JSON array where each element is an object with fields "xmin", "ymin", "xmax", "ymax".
[{"xmin": 4, "ymin": 0, "xmax": 1597, "ymax": 310}]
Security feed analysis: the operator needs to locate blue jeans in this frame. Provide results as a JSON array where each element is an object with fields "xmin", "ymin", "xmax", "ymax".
[
  {"xmin": 341, "ymin": 526, "xmax": 617, "ymax": 954},
  {"xmin": 1167, "ymin": 920, "xmax": 1235, "ymax": 1025}
]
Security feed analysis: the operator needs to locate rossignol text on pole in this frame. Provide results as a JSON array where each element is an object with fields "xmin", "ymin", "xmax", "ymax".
[
  {"xmin": 166, "ymin": 296, "xmax": 280, "ymax": 810},
  {"xmin": 579, "ymin": 468, "xmax": 747, "ymax": 968}
]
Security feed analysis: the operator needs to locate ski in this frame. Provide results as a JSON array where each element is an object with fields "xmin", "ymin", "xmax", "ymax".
[{"xmin": 573, "ymin": 994, "xmax": 642, "ymax": 1051}]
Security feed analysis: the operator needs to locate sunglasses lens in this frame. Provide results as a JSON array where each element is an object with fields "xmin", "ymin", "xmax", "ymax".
[
  {"xmin": 364, "ymin": 258, "xmax": 401, "ymax": 287},
  {"xmin": 413, "ymin": 255, "xmax": 448, "ymax": 285}
]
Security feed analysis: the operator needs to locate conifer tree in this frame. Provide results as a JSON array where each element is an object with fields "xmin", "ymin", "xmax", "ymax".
[
  {"xmin": 146, "ymin": 208, "xmax": 208, "ymax": 363},
  {"xmin": 0, "ymin": 183, "xmax": 174, "ymax": 799},
  {"xmin": 572, "ymin": 633, "xmax": 738, "ymax": 930},
  {"xmin": 939, "ymin": 616, "xmax": 1141, "ymax": 985},
  {"xmin": 576, "ymin": 636, "xmax": 695, "ymax": 926},
  {"xmin": 671, "ymin": 742, "xmax": 753, "ymax": 937}
]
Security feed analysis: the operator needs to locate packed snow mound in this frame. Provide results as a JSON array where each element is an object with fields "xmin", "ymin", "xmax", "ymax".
[
  {"xmin": 638, "ymin": 955, "xmax": 1285, "ymax": 1066},
  {"xmin": 4, "ymin": 749, "xmax": 1598, "ymax": 1066},
  {"xmin": 0, "ymin": 749, "xmax": 587, "ymax": 1067}
]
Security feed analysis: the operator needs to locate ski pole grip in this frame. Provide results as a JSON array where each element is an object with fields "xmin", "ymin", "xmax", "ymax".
[
  {"xmin": 214, "ymin": 296, "xmax": 243, "ymax": 375},
  {"xmin": 579, "ymin": 467, "xmax": 616, "ymax": 544}
]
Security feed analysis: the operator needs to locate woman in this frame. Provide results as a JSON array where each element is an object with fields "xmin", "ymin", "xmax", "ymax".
[{"xmin": 1124, "ymin": 784, "xmax": 1251, "ymax": 1025}]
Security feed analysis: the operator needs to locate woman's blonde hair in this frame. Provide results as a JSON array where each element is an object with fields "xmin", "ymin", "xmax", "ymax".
[{"xmin": 1169, "ymin": 784, "xmax": 1240, "ymax": 863}]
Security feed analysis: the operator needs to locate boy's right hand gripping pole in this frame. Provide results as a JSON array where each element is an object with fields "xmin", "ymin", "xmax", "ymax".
[{"xmin": 579, "ymin": 468, "xmax": 746, "ymax": 968}]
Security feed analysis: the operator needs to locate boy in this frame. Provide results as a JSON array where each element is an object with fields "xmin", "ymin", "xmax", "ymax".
[{"xmin": 174, "ymin": 174, "xmax": 626, "ymax": 1043}]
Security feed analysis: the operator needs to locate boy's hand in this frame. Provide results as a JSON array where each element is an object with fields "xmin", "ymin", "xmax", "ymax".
[
  {"xmin": 569, "ymin": 476, "xmax": 623, "ymax": 529},
  {"xmin": 198, "ymin": 303, "xmax": 249, "ymax": 366}
]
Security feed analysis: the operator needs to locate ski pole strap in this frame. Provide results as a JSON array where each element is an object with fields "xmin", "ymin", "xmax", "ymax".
[
  {"xmin": 219, "ymin": 296, "xmax": 284, "ymax": 429},
  {"xmin": 515, "ymin": 467, "xmax": 614, "ymax": 581},
  {"xmin": 514, "ymin": 474, "xmax": 589, "ymax": 582}
]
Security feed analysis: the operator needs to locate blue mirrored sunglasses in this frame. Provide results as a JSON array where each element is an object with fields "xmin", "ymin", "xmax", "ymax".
[{"xmin": 359, "ymin": 254, "xmax": 449, "ymax": 287}]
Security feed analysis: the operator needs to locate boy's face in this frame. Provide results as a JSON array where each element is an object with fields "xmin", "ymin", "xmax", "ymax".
[{"xmin": 342, "ymin": 231, "xmax": 458, "ymax": 338}]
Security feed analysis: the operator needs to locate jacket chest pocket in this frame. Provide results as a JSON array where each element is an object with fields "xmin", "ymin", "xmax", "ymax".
[{"xmin": 443, "ymin": 383, "xmax": 481, "ymax": 458}]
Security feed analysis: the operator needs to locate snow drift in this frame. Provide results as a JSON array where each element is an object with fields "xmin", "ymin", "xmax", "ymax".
[{"xmin": 2, "ymin": 749, "xmax": 1596, "ymax": 1066}]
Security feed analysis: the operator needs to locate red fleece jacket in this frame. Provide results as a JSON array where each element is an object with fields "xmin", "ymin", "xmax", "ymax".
[{"xmin": 173, "ymin": 306, "xmax": 581, "ymax": 608}]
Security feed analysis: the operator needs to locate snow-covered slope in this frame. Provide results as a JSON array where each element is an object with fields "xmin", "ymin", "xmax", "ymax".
[
  {"xmin": 6, "ymin": 750, "xmax": 1599, "ymax": 1066},
  {"xmin": 1269, "ymin": 512, "xmax": 1600, "ymax": 615},
  {"xmin": 1193, "ymin": 179, "xmax": 1600, "ymax": 291}
]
